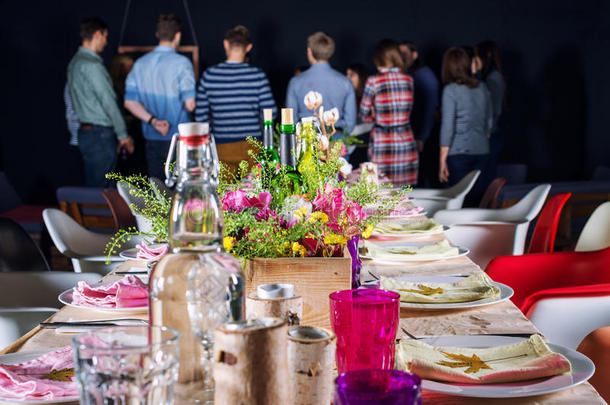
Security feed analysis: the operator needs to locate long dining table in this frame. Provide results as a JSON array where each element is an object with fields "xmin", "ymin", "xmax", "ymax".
[{"xmin": 1, "ymin": 232, "xmax": 607, "ymax": 404}]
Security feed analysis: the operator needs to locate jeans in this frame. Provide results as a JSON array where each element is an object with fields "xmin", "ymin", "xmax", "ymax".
[
  {"xmin": 145, "ymin": 140, "xmax": 172, "ymax": 180},
  {"xmin": 78, "ymin": 125, "xmax": 117, "ymax": 187},
  {"xmin": 446, "ymin": 153, "xmax": 489, "ymax": 206}
]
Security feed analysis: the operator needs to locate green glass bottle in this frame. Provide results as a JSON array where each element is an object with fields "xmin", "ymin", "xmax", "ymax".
[
  {"xmin": 272, "ymin": 108, "xmax": 303, "ymax": 202},
  {"xmin": 258, "ymin": 108, "xmax": 280, "ymax": 188}
]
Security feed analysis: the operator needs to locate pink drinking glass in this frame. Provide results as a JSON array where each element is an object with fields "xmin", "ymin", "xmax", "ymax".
[{"xmin": 329, "ymin": 289, "xmax": 400, "ymax": 373}]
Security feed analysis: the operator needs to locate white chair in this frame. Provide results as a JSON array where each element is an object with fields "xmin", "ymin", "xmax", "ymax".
[
  {"xmin": 117, "ymin": 182, "xmax": 154, "ymax": 234},
  {"xmin": 410, "ymin": 170, "xmax": 481, "ymax": 216},
  {"xmin": 0, "ymin": 271, "xmax": 101, "ymax": 307},
  {"xmin": 444, "ymin": 221, "xmax": 527, "ymax": 269},
  {"xmin": 434, "ymin": 184, "xmax": 551, "ymax": 255},
  {"xmin": 43, "ymin": 208, "xmax": 131, "ymax": 273},
  {"xmin": 575, "ymin": 202, "xmax": 610, "ymax": 252},
  {"xmin": 150, "ymin": 177, "xmax": 173, "ymax": 202},
  {"xmin": 0, "ymin": 308, "xmax": 58, "ymax": 350},
  {"xmin": 526, "ymin": 295, "xmax": 610, "ymax": 349}
]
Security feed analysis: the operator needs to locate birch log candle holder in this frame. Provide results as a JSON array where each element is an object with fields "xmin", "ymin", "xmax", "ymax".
[
  {"xmin": 287, "ymin": 326, "xmax": 337, "ymax": 405},
  {"xmin": 246, "ymin": 284, "xmax": 303, "ymax": 325},
  {"xmin": 213, "ymin": 318, "xmax": 288, "ymax": 404}
]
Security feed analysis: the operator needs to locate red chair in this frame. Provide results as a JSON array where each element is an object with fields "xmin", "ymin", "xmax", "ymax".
[
  {"xmin": 485, "ymin": 247, "xmax": 610, "ymax": 310},
  {"xmin": 479, "ymin": 177, "xmax": 507, "ymax": 209},
  {"xmin": 527, "ymin": 192, "xmax": 571, "ymax": 254},
  {"xmin": 578, "ymin": 327, "xmax": 610, "ymax": 403}
]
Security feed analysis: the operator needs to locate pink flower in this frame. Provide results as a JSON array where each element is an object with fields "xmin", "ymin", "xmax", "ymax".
[
  {"xmin": 245, "ymin": 192, "xmax": 272, "ymax": 210},
  {"xmin": 222, "ymin": 190, "xmax": 247, "ymax": 213},
  {"xmin": 313, "ymin": 184, "xmax": 347, "ymax": 229}
]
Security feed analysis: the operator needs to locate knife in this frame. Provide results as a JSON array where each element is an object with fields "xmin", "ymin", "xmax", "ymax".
[{"xmin": 40, "ymin": 319, "xmax": 148, "ymax": 328}]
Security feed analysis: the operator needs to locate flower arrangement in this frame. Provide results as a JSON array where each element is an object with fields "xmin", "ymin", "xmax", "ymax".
[{"xmin": 220, "ymin": 92, "xmax": 409, "ymax": 261}]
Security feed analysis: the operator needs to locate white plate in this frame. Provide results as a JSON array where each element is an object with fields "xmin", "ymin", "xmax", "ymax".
[
  {"xmin": 380, "ymin": 210, "xmax": 427, "ymax": 220},
  {"xmin": 0, "ymin": 350, "xmax": 79, "ymax": 404},
  {"xmin": 361, "ymin": 241, "xmax": 469, "ymax": 263},
  {"xmin": 417, "ymin": 335, "xmax": 595, "ymax": 398},
  {"xmin": 58, "ymin": 287, "xmax": 148, "ymax": 314},
  {"xmin": 119, "ymin": 243, "xmax": 167, "ymax": 262},
  {"xmin": 367, "ymin": 275, "xmax": 513, "ymax": 310},
  {"xmin": 371, "ymin": 225, "xmax": 450, "ymax": 240}
]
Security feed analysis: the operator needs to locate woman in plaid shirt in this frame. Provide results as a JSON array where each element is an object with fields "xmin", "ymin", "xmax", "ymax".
[{"xmin": 360, "ymin": 39, "xmax": 418, "ymax": 185}]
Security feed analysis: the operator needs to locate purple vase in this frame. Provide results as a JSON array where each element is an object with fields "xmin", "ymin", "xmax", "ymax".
[{"xmin": 347, "ymin": 236, "xmax": 362, "ymax": 289}]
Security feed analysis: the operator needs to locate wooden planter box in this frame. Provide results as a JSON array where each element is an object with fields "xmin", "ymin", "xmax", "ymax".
[{"xmin": 244, "ymin": 257, "xmax": 352, "ymax": 329}]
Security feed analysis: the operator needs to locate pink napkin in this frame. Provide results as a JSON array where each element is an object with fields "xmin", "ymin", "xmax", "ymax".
[
  {"xmin": 136, "ymin": 243, "xmax": 168, "ymax": 261},
  {"xmin": 0, "ymin": 346, "xmax": 78, "ymax": 400},
  {"xmin": 72, "ymin": 275, "xmax": 148, "ymax": 308}
]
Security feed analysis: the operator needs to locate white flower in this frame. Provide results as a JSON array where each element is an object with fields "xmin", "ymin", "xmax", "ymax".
[
  {"xmin": 304, "ymin": 91, "xmax": 323, "ymax": 110},
  {"xmin": 280, "ymin": 196, "xmax": 312, "ymax": 223},
  {"xmin": 322, "ymin": 107, "xmax": 340, "ymax": 125},
  {"xmin": 317, "ymin": 133, "xmax": 329, "ymax": 151},
  {"xmin": 338, "ymin": 157, "xmax": 353, "ymax": 177}
]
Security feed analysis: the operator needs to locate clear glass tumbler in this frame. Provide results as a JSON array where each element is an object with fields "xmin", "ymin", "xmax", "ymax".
[
  {"xmin": 334, "ymin": 369, "xmax": 422, "ymax": 405},
  {"xmin": 72, "ymin": 326, "xmax": 179, "ymax": 405},
  {"xmin": 329, "ymin": 289, "xmax": 400, "ymax": 373}
]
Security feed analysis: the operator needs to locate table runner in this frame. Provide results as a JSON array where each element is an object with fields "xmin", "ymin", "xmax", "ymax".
[{"xmin": 1, "ymin": 252, "xmax": 606, "ymax": 404}]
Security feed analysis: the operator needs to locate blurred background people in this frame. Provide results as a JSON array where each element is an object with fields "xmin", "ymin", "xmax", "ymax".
[
  {"xmin": 439, "ymin": 47, "xmax": 492, "ymax": 203},
  {"xmin": 195, "ymin": 25, "xmax": 277, "ymax": 174},
  {"xmin": 124, "ymin": 13, "xmax": 195, "ymax": 180},
  {"xmin": 361, "ymin": 39, "xmax": 417, "ymax": 185},
  {"xmin": 476, "ymin": 40, "xmax": 506, "ymax": 184},
  {"xmin": 399, "ymin": 40, "xmax": 440, "ymax": 186},
  {"xmin": 346, "ymin": 63, "xmax": 368, "ymax": 112},
  {"xmin": 286, "ymin": 32, "xmax": 356, "ymax": 138},
  {"xmin": 67, "ymin": 17, "xmax": 134, "ymax": 187}
]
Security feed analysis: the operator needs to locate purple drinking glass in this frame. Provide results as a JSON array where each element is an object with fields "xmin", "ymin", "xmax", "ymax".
[
  {"xmin": 329, "ymin": 289, "xmax": 400, "ymax": 373},
  {"xmin": 334, "ymin": 370, "xmax": 422, "ymax": 405}
]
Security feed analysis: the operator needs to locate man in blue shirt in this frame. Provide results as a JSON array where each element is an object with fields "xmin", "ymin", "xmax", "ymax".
[
  {"xmin": 286, "ymin": 32, "xmax": 356, "ymax": 136},
  {"xmin": 124, "ymin": 14, "xmax": 196, "ymax": 179}
]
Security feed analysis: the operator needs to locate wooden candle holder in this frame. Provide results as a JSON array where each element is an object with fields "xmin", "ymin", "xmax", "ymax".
[
  {"xmin": 213, "ymin": 318, "xmax": 288, "ymax": 404},
  {"xmin": 246, "ymin": 293, "xmax": 303, "ymax": 325},
  {"xmin": 287, "ymin": 326, "xmax": 337, "ymax": 405}
]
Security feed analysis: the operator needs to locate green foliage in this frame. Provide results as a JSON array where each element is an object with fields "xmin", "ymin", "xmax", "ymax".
[{"xmin": 103, "ymin": 172, "xmax": 172, "ymax": 261}]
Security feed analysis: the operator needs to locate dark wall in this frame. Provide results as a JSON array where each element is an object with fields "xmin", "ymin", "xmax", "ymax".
[{"xmin": 1, "ymin": 0, "xmax": 608, "ymax": 203}]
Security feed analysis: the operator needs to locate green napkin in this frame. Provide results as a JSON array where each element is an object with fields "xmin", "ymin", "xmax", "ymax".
[
  {"xmin": 373, "ymin": 219, "xmax": 444, "ymax": 235},
  {"xmin": 380, "ymin": 273, "xmax": 501, "ymax": 303}
]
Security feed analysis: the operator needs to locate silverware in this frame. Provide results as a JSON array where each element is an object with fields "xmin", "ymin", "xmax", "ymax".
[
  {"xmin": 115, "ymin": 271, "xmax": 148, "ymax": 275},
  {"xmin": 400, "ymin": 327, "xmax": 538, "ymax": 340},
  {"xmin": 40, "ymin": 319, "xmax": 148, "ymax": 328}
]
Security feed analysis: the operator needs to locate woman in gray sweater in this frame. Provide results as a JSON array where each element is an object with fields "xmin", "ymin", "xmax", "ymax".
[{"xmin": 439, "ymin": 47, "xmax": 492, "ymax": 190}]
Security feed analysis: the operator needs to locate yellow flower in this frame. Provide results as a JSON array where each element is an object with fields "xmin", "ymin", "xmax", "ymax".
[
  {"xmin": 223, "ymin": 236, "xmax": 235, "ymax": 252},
  {"xmin": 362, "ymin": 224, "xmax": 374, "ymax": 239},
  {"xmin": 308, "ymin": 211, "xmax": 329, "ymax": 224},
  {"xmin": 324, "ymin": 234, "xmax": 347, "ymax": 245},
  {"xmin": 294, "ymin": 206, "xmax": 309, "ymax": 221},
  {"xmin": 291, "ymin": 242, "xmax": 307, "ymax": 257}
]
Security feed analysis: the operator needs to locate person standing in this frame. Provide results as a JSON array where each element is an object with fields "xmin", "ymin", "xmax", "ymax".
[
  {"xmin": 399, "ymin": 41, "xmax": 440, "ymax": 186},
  {"xmin": 439, "ymin": 47, "xmax": 492, "ymax": 200},
  {"xmin": 124, "ymin": 14, "xmax": 196, "ymax": 179},
  {"xmin": 360, "ymin": 39, "xmax": 418, "ymax": 185},
  {"xmin": 67, "ymin": 17, "xmax": 134, "ymax": 187},
  {"xmin": 475, "ymin": 40, "xmax": 506, "ymax": 183},
  {"xmin": 286, "ymin": 32, "xmax": 356, "ymax": 136},
  {"xmin": 195, "ymin": 25, "xmax": 277, "ymax": 174}
]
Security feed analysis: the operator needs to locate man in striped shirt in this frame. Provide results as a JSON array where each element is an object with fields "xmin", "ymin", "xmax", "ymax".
[{"xmin": 195, "ymin": 25, "xmax": 277, "ymax": 173}]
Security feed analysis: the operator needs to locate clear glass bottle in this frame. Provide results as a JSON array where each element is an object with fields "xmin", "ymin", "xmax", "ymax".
[{"xmin": 150, "ymin": 122, "xmax": 245, "ymax": 404}]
